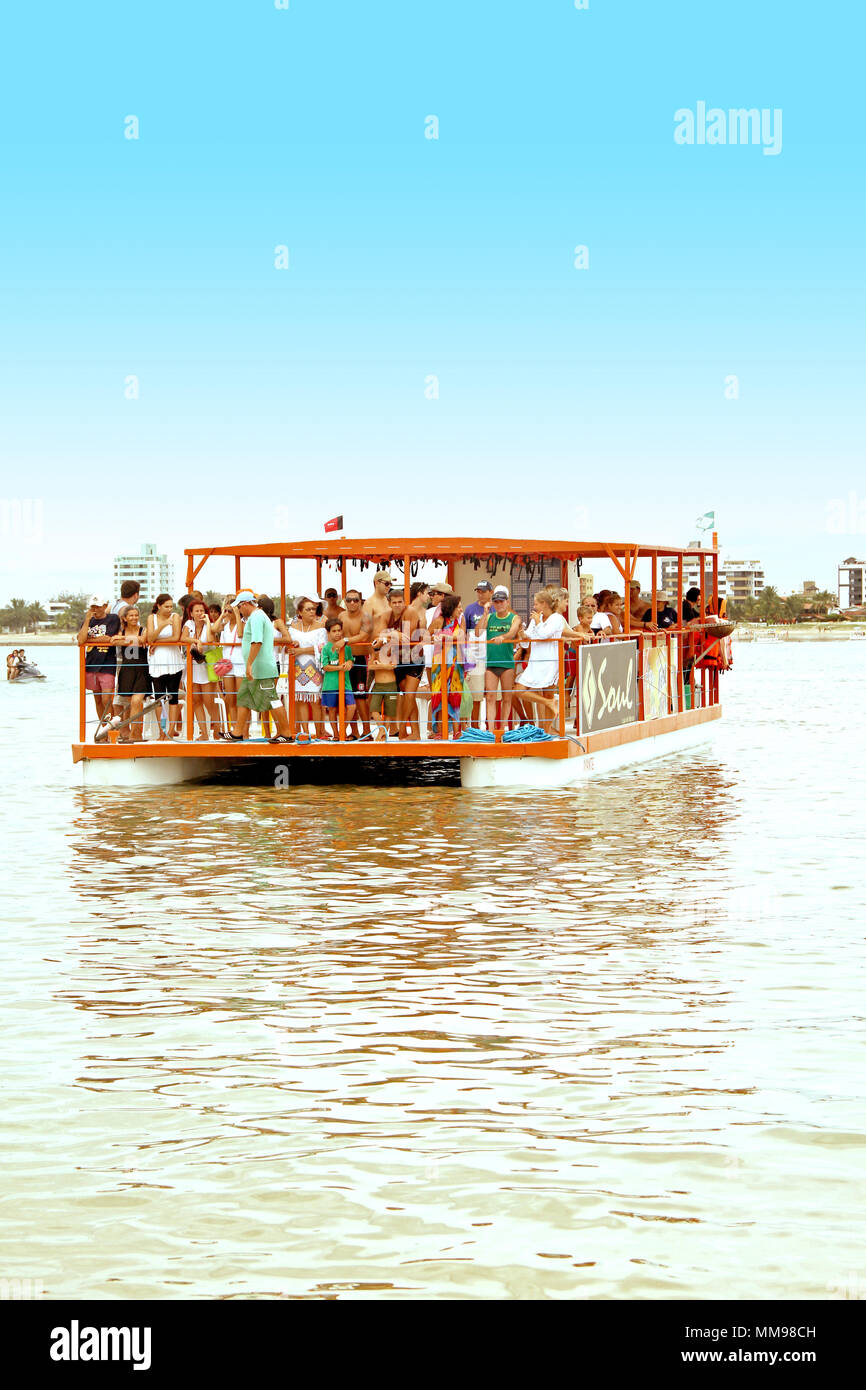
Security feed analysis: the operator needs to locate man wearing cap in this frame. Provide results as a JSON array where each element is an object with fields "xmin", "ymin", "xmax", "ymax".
[
  {"xmin": 644, "ymin": 589, "xmax": 677, "ymax": 630},
  {"xmin": 322, "ymin": 588, "xmax": 345, "ymax": 623},
  {"xmin": 363, "ymin": 570, "xmax": 394, "ymax": 637},
  {"xmin": 77, "ymin": 596, "xmax": 121, "ymax": 726},
  {"xmin": 629, "ymin": 580, "xmax": 659, "ymax": 632},
  {"xmin": 463, "ymin": 580, "xmax": 493, "ymax": 727},
  {"xmin": 226, "ymin": 592, "xmax": 293, "ymax": 743}
]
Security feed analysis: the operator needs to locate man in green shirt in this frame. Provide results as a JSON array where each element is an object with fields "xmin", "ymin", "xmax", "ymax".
[{"xmin": 227, "ymin": 592, "xmax": 293, "ymax": 743}]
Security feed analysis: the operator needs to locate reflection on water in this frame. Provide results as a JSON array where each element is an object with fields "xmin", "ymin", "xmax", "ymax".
[{"xmin": 1, "ymin": 644, "xmax": 865, "ymax": 1298}]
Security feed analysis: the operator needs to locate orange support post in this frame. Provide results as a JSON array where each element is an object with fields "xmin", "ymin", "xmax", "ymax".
[
  {"xmin": 557, "ymin": 638, "xmax": 566, "ymax": 735},
  {"xmin": 637, "ymin": 633, "xmax": 644, "ymax": 721},
  {"xmin": 279, "ymin": 558, "xmax": 286, "ymax": 623},
  {"xmin": 234, "ymin": 556, "xmax": 241, "ymax": 593},
  {"xmin": 287, "ymin": 651, "xmax": 296, "ymax": 739},
  {"xmin": 341, "ymin": 560, "xmax": 348, "ymax": 599},
  {"xmin": 666, "ymin": 630, "xmax": 672, "ymax": 715},
  {"xmin": 622, "ymin": 549, "xmax": 632, "ymax": 634},
  {"xmin": 316, "ymin": 558, "xmax": 322, "ymax": 597},
  {"xmin": 651, "ymin": 554, "xmax": 657, "ymax": 624},
  {"xmin": 79, "ymin": 642, "xmax": 86, "ymax": 741},
  {"xmin": 404, "ymin": 553, "xmax": 411, "ymax": 605},
  {"xmin": 185, "ymin": 641, "xmax": 194, "ymax": 741},
  {"xmin": 699, "ymin": 550, "xmax": 706, "ymax": 619}
]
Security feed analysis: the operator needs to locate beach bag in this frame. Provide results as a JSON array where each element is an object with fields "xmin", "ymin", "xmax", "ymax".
[{"xmin": 205, "ymin": 646, "xmax": 226, "ymax": 681}]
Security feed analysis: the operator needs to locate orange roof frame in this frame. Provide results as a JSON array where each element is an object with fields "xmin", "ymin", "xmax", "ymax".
[{"xmin": 184, "ymin": 536, "xmax": 717, "ymax": 563}]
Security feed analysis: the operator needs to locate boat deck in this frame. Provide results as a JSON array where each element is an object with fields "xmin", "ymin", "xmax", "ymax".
[{"xmin": 73, "ymin": 705, "xmax": 720, "ymax": 764}]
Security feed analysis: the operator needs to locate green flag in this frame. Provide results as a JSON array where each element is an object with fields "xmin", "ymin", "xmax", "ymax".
[{"xmin": 695, "ymin": 511, "xmax": 715, "ymax": 531}]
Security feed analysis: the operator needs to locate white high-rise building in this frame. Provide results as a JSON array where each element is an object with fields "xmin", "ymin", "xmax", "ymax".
[
  {"xmin": 660, "ymin": 543, "xmax": 715, "ymax": 600},
  {"xmin": 661, "ymin": 547, "xmax": 765, "ymax": 605},
  {"xmin": 721, "ymin": 560, "xmax": 765, "ymax": 604},
  {"xmin": 113, "ymin": 544, "xmax": 175, "ymax": 606},
  {"xmin": 838, "ymin": 557, "xmax": 866, "ymax": 609}
]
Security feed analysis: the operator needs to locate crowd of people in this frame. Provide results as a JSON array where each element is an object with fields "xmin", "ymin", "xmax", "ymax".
[{"xmin": 79, "ymin": 573, "xmax": 713, "ymax": 743}]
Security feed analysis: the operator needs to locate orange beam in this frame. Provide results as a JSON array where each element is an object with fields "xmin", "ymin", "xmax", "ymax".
[
  {"xmin": 184, "ymin": 538, "xmax": 716, "ymax": 563},
  {"xmin": 189, "ymin": 549, "xmax": 214, "ymax": 587}
]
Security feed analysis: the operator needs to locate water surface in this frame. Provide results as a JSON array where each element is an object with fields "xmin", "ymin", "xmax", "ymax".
[{"xmin": 1, "ymin": 644, "xmax": 864, "ymax": 1299}]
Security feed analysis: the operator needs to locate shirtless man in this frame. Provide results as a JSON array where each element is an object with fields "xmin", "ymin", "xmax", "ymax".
[
  {"xmin": 629, "ymin": 579, "xmax": 659, "ymax": 632},
  {"xmin": 363, "ymin": 570, "xmax": 394, "ymax": 637},
  {"xmin": 340, "ymin": 588, "xmax": 373, "ymax": 737},
  {"xmin": 323, "ymin": 588, "xmax": 344, "ymax": 623}
]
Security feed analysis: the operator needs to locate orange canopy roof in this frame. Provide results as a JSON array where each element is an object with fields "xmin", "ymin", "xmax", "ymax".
[{"xmin": 184, "ymin": 536, "xmax": 716, "ymax": 562}]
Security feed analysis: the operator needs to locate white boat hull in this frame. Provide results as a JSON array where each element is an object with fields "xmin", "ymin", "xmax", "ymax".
[
  {"xmin": 460, "ymin": 719, "xmax": 716, "ymax": 790},
  {"xmin": 80, "ymin": 754, "xmax": 228, "ymax": 788}
]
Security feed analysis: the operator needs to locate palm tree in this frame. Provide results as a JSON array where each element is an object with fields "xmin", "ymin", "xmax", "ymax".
[
  {"xmin": 25, "ymin": 601, "xmax": 48, "ymax": 631},
  {"xmin": 1, "ymin": 598, "xmax": 29, "ymax": 632},
  {"xmin": 782, "ymin": 594, "xmax": 805, "ymax": 623},
  {"xmin": 50, "ymin": 593, "xmax": 90, "ymax": 631},
  {"xmin": 755, "ymin": 586, "xmax": 784, "ymax": 623},
  {"xmin": 810, "ymin": 590, "xmax": 837, "ymax": 616}
]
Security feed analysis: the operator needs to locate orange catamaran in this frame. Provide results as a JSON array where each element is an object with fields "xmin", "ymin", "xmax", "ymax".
[{"xmin": 73, "ymin": 534, "xmax": 728, "ymax": 786}]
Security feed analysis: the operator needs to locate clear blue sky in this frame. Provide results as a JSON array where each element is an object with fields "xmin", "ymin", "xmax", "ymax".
[{"xmin": 1, "ymin": 0, "xmax": 863, "ymax": 602}]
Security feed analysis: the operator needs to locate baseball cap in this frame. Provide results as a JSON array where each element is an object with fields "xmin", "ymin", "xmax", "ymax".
[
  {"xmin": 374, "ymin": 569, "xmax": 393, "ymax": 582},
  {"xmin": 88, "ymin": 594, "xmax": 109, "ymax": 607},
  {"xmin": 475, "ymin": 580, "xmax": 492, "ymax": 591},
  {"xmin": 629, "ymin": 579, "xmax": 642, "ymax": 589},
  {"xmin": 234, "ymin": 590, "xmax": 258, "ymax": 604},
  {"xmin": 492, "ymin": 585, "xmax": 509, "ymax": 599}
]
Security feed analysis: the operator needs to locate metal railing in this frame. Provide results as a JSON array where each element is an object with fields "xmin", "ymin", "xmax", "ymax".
[{"xmin": 78, "ymin": 623, "xmax": 722, "ymax": 744}]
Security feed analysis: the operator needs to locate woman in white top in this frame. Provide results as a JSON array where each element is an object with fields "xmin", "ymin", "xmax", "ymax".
[
  {"xmin": 145, "ymin": 594, "xmax": 184, "ymax": 739},
  {"xmin": 183, "ymin": 599, "xmax": 216, "ymax": 740},
  {"xmin": 211, "ymin": 596, "xmax": 245, "ymax": 726},
  {"xmin": 514, "ymin": 590, "xmax": 585, "ymax": 732},
  {"xmin": 287, "ymin": 595, "xmax": 327, "ymax": 739}
]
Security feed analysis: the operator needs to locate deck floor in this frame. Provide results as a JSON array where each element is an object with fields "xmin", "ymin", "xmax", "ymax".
[{"xmin": 72, "ymin": 706, "xmax": 720, "ymax": 764}]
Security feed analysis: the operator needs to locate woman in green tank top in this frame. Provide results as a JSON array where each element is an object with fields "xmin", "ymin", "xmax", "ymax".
[{"xmin": 476, "ymin": 589, "xmax": 522, "ymax": 732}]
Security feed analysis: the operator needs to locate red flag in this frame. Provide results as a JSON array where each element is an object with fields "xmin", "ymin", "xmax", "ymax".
[{"xmin": 324, "ymin": 515, "xmax": 343, "ymax": 534}]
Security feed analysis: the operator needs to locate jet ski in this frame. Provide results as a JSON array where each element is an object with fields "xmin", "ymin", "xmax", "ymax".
[{"xmin": 11, "ymin": 659, "xmax": 47, "ymax": 682}]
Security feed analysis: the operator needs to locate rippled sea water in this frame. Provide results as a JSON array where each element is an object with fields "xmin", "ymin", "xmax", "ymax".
[{"xmin": 2, "ymin": 643, "xmax": 864, "ymax": 1300}]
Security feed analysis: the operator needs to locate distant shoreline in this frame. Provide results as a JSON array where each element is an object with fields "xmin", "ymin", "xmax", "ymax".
[{"xmin": 1, "ymin": 634, "xmax": 78, "ymax": 646}]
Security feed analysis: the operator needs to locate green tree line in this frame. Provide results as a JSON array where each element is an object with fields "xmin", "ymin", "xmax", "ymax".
[
  {"xmin": 1, "ymin": 589, "xmax": 300, "ymax": 632},
  {"xmin": 726, "ymin": 588, "xmax": 840, "ymax": 623}
]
